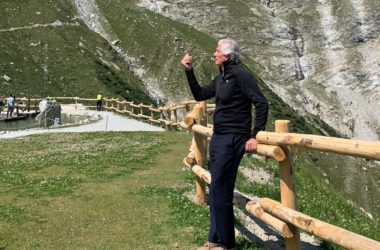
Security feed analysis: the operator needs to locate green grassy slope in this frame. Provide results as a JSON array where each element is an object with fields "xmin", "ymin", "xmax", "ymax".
[
  {"xmin": 0, "ymin": 0, "xmax": 151, "ymax": 103},
  {"xmin": 96, "ymin": 0, "xmax": 218, "ymax": 103},
  {"xmin": 0, "ymin": 132, "xmax": 378, "ymax": 249}
]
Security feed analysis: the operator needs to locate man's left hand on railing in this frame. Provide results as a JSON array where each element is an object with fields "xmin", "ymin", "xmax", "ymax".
[{"xmin": 245, "ymin": 138, "xmax": 258, "ymax": 153}]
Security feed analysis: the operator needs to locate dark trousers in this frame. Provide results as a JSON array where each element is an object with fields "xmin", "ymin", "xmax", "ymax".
[
  {"xmin": 7, "ymin": 106, "xmax": 14, "ymax": 118},
  {"xmin": 208, "ymin": 133, "xmax": 249, "ymax": 248},
  {"xmin": 96, "ymin": 100, "xmax": 102, "ymax": 111}
]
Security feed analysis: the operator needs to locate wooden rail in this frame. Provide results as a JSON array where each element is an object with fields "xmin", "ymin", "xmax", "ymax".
[
  {"xmin": 256, "ymin": 131, "xmax": 380, "ymax": 160},
  {"xmin": 180, "ymin": 103, "xmax": 380, "ymax": 250},
  {"xmin": 103, "ymin": 98, "xmax": 196, "ymax": 130}
]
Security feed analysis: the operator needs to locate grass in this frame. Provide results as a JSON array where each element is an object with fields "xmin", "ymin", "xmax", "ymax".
[
  {"xmin": 0, "ymin": 131, "xmax": 193, "ymax": 249},
  {"xmin": 0, "ymin": 131, "xmax": 379, "ymax": 249},
  {"xmin": 0, "ymin": 0, "xmax": 150, "ymax": 102}
]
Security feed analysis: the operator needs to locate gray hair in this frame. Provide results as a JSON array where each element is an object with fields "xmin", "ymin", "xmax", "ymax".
[{"xmin": 218, "ymin": 38, "xmax": 240, "ymax": 62}]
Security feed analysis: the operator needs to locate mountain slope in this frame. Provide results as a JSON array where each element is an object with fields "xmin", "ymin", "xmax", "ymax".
[
  {"xmin": 137, "ymin": 0, "xmax": 380, "ymax": 140},
  {"xmin": 0, "ymin": 0, "xmax": 151, "ymax": 103}
]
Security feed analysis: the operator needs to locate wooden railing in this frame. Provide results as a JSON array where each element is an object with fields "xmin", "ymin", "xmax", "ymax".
[
  {"xmin": 2, "ymin": 97, "xmax": 204, "ymax": 129},
  {"xmin": 102, "ymin": 97, "xmax": 216, "ymax": 130},
  {"xmin": 1, "ymin": 96, "xmax": 100, "ymax": 113},
  {"xmin": 181, "ymin": 101, "xmax": 380, "ymax": 250},
  {"xmin": 103, "ymin": 97, "xmax": 200, "ymax": 130}
]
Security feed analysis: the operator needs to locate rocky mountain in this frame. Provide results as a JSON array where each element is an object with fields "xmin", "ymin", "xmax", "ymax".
[{"xmin": 137, "ymin": 0, "xmax": 380, "ymax": 141}]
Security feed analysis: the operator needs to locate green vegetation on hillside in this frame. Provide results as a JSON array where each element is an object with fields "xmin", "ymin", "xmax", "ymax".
[
  {"xmin": 237, "ymin": 155, "xmax": 380, "ymax": 249},
  {"xmin": 0, "ymin": 0, "xmax": 151, "ymax": 102},
  {"xmin": 96, "ymin": 0, "xmax": 218, "ymax": 103},
  {"xmin": 0, "ymin": 132, "xmax": 378, "ymax": 249}
]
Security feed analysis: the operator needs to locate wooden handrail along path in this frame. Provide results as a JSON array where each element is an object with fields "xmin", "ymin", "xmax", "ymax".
[
  {"xmin": 3, "ymin": 96, "xmax": 194, "ymax": 129},
  {"xmin": 181, "ymin": 102, "xmax": 380, "ymax": 250}
]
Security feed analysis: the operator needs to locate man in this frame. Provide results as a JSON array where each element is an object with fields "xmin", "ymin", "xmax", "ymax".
[
  {"xmin": 181, "ymin": 38, "xmax": 269, "ymax": 250},
  {"xmin": 96, "ymin": 91, "xmax": 102, "ymax": 111},
  {"xmin": 6, "ymin": 94, "xmax": 15, "ymax": 118}
]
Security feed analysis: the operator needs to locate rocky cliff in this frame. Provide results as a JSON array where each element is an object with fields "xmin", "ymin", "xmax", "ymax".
[{"xmin": 137, "ymin": 0, "xmax": 380, "ymax": 141}]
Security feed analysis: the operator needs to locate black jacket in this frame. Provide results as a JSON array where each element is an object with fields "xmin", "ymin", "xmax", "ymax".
[{"xmin": 185, "ymin": 61, "xmax": 269, "ymax": 138}]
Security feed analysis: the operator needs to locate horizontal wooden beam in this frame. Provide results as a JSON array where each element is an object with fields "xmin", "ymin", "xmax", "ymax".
[
  {"xmin": 191, "ymin": 125, "xmax": 286, "ymax": 161},
  {"xmin": 192, "ymin": 124, "xmax": 213, "ymax": 137},
  {"xmin": 170, "ymin": 104, "xmax": 186, "ymax": 111},
  {"xmin": 149, "ymin": 107, "xmax": 161, "ymax": 113},
  {"xmin": 260, "ymin": 198, "xmax": 380, "ymax": 250},
  {"xmin": 245, "ymin": 200, "xmax": 293, "ymax": 238},
  {"xmin": 139, "ymin": 104, "xmax": 152, "ymax": 108},
  {"xmin": 182, "ymin": 158, "xmax": 211, "ymax": 184},
  {"xmin": 149, "ymin": 119, "xmax": 161, "ymax": 124},
  {"xmin": 182, "ymin": 159, "xmax": 293, "ymax": 238},
  {"xmin": 256, "ymin": 131, "xmax": 380, "ymax": 160}
]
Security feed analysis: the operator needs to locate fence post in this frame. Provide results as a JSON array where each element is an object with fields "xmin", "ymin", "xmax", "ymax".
[
  {"xmin": 193, "ymin": 104, "xmax": 207, "ymax": 205},
  {"xmin": 117, "ymin": 98, "xmax": 120, "ymax": 112},
  {"xmin": 104, "ymin": 98, "xmax": 108, "ymax": 111},
  {"xmin": 172, "ymin": 108, "xmax": 177, "ymax": 130},
  {"xmin": 139, "ymin": 104, "xmax": 143, "ymax": 121},
  {"xmin": 150, "ymin": 105, "xmax": 154, "ymax": 125},
  {"xmin": 275, "ymin": 120, "xmax": 301, "ymax": 250}
]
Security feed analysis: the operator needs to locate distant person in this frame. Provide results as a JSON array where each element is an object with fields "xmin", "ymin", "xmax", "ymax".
[
  {"xmin": 0, "ymin": 96, "xmax": 4, "ymax": 115},
  {"xmin": 96, "ymin": 92, "xmax": 102, "ymax": 111},
  {"xmin": 6, "ymin": 94, "xmax": 15, "ymax": 118}
]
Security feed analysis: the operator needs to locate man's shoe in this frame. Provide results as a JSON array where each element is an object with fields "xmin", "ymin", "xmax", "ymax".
[
  {"xmin": 196, "ymin": 241, "xmax": 219, "ymax": 250},
  {"xmin": 196, "ymin": 241, "xmax": 237, "ymax": 250}
]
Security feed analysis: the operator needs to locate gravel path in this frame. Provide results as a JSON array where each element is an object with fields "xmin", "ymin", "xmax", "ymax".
[{"xmin": 0, "ymin": 108, "xmax": 164, "ymax": 139}]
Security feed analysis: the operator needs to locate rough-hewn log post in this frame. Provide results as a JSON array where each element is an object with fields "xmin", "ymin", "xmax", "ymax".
[
  {"xmin": 117, "ymin": 98, "xmax": 120, "ymax": 112},
  {"xmin": 139, "ymin": 103, "xmax": 143, "ymax": 121},
  {"xmin": 173, "ymin": 108, "xmax": 178, "ymax": 124},
  {"xmin": 150, "ymin": 105, "xmax": 154, "ymax": 125},
  {"xmin": 275, "ymin": 120, "xmax": 301, "ymax": 250},
  {"xmin": 193, "ymin": 104, "xmax": 207, "ymax": 205},
  {"xmin": 105, "ymin": 98, "xmax": 109, "ymax": 111},
  {"xmin": 110, "ymin": 98, "xmax": 114, "ymax": 111}
]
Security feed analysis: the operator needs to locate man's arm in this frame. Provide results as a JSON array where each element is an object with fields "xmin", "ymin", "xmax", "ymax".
[
  {"xmin": 238, "ymin": 71, "xmax": 269, "ymax": 153},
  {"xmin": 181, "ymin": 54, "xmax": 216, "ymax": 101}
]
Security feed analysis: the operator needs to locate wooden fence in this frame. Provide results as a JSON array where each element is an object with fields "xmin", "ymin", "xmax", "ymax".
[
  {"xmin": 103, "ymin": 97, "xmax": 197, "ymax": 129},
  {"xmin": 181, "ymin": 101, "xmax": 380, "ymax": 250},
  {"xmin": 1, "ymin": 96, "xmax": 100, "ymax": 114},
  {"xmin": 3, "ymin": 97, "xmax": 201, "ymax": 129}
]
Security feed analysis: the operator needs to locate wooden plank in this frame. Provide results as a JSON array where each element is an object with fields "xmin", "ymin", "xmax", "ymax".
[
  {"xmin": 256, "ymin": 130, "xmax": 380, "ymax": 160},
  {"xmin": 261, "ymin": 198, "xmax": 380, "ymax": 250},
  {"xmin": 169, "ymin": 104, "xmax": 186, "ymax": 111},
  {"xmin": 245, "ymin": 200, "xmax": 293, "ymax": 238}
]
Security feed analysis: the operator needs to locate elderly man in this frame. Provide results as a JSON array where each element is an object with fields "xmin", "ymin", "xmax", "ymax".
[{"xmin": 181, "ymin": 38, "xmax": 269, "ymax": 250}]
